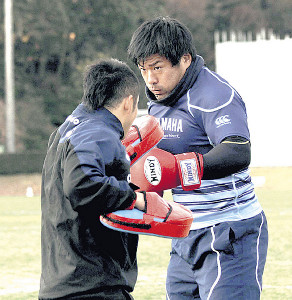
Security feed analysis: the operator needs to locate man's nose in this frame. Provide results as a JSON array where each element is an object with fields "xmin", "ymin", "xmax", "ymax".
[{"xmin": 147, "ymin": 71, "xmax": 158, "ymax": 85}]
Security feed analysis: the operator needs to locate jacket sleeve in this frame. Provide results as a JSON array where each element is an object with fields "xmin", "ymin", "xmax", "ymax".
[{"xmin": 62, "ymin": 139, "xmax": 136, "ymax": 215}]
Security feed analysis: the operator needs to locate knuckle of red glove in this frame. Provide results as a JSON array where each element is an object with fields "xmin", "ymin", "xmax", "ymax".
[{"xmin": 122, "ymin": 115, "xmax": 164, "ymax": 165}]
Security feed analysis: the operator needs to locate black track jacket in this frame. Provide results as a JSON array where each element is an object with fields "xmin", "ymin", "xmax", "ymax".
[{"xmin": 39, "ymin": 104, "xmax": 138, "ymax": 299}]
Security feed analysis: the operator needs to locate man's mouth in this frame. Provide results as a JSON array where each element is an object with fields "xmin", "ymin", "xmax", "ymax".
[
  {"xmin": 151, "ymin": 89, "xmax": 163, "ymax": 96},
  {"xmin": 149, "ymin": 87, "xmax": 167, "ymax": 99}
]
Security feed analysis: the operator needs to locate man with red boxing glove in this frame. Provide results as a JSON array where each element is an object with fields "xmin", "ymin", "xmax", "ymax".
[{"xmin": 128, "ymin": 17, "xmax": 268, "ymax": 300}]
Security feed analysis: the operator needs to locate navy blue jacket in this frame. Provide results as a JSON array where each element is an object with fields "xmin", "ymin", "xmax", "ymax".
[{"xmin": 39, "ymin": 104, "xmax": 138, "ymax": 299}]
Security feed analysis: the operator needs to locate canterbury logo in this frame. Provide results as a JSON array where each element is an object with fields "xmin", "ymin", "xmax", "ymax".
[{"xmin": 215, "ymin": 115, "xmax": 231, "ymax": 127}]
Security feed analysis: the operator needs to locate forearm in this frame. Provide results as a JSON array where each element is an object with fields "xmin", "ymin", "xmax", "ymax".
[{"xmin": 202, "ymin": 136, "xmax": 251, "ymax": 180}]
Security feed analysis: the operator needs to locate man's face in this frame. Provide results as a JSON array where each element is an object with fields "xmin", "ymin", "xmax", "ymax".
[{"xmin": 138, "ymin": 54, "xmax": 191, "ymax": 100}]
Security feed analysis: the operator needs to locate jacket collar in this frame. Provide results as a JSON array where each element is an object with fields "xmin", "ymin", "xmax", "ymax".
[{"xmin": 75, "ymin": 104, "xmax": 125, "ymax": 140}]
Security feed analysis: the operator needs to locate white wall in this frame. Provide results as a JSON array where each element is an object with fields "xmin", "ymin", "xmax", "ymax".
[{"xmin": 215, "ymin": 37, "xmax": 292, "ymax": 167}]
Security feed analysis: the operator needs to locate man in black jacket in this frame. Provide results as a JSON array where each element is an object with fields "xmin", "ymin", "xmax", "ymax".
[{"xmin": 39, "ymin": 58, "xmax": 145, "ymax": 300}]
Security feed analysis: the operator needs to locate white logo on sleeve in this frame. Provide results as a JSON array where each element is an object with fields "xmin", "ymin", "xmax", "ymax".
[{"xmin": 215, "ymin": 115, "xmax": 231, "ymax": 128}]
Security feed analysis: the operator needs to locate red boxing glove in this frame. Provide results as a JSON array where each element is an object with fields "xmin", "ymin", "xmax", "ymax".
[
  {"xmin": 130, "ymin": 148, "xmax": 204, "ymax": 192},
  {"xmin": 122, "ymin": 115, "xmax": 164, "ymax": 165}
]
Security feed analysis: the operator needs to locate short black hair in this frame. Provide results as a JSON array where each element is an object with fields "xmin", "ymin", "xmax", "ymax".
[
  {"xmin": 82, "ymin": 58, "xmax": 139, "ymax": 110},
  {"xmin": 128, "ymin": 16, "xmax": 196, "ymax": 66}
]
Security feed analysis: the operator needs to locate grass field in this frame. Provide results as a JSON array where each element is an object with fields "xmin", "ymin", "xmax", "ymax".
[{"xmin": 0, "ymin": 167, "xmax": 291, "ymax": 299}]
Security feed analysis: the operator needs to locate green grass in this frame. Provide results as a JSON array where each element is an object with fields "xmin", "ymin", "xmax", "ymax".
[
  {"xmin": 0, "ymin": 196, "xmax": 41, "ymax": 300},
  {"xmin": 0, "ymin": 168, "xmax": 292, "ymax": 299}
]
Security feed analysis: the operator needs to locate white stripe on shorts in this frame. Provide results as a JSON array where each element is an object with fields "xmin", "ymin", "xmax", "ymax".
[
  {"xmin": 207, "ymin": 226, "xmax": 222, "ymax": 300},
  {"xmin": 255, "ymin": 212, "xmax": 264, "ymax": 292}
]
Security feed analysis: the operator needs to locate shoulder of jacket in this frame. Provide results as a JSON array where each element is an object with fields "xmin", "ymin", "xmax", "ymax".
[{"xmin": 187, "ymin": 67, "xmax": 239, "ymax": 114}]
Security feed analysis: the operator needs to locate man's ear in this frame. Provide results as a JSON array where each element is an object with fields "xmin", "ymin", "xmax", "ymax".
[
  {"xmin": 123, "ymin": 95, "xmax": 134, "ymax": 113},
  {"xmin": 182, "ymin": 53, "xmax": 192, "ymax": 68}
]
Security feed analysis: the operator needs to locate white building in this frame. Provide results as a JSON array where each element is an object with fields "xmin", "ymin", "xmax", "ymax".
[{"xmin": 215, "ymin": 30, "xmax": 292, "ymax": 167}]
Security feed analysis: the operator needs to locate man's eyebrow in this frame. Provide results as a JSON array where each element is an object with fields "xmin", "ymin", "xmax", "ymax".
[
  {"xmin": 138, "ymin": 60, "xmax": 163, "ymax": 68},
  {"xmin": 149, "ymin": 60, "xmax": 163, "ymax": 67}
]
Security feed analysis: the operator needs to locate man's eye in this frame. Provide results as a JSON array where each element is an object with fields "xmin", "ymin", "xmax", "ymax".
[{"xmin": 154, "ymin": 66, "xmax": 161, "ymax": 70}]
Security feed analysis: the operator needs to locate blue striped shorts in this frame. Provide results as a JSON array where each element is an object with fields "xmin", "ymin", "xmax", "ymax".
[{"xmin": 166, "ymin": 212, "xmax": 268, "ymax": 300}]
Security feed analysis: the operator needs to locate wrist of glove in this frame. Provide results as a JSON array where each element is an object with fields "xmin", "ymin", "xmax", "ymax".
[{"xmin": 175, "ymin": 151, "xmax": 204, "ymax": 191}]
